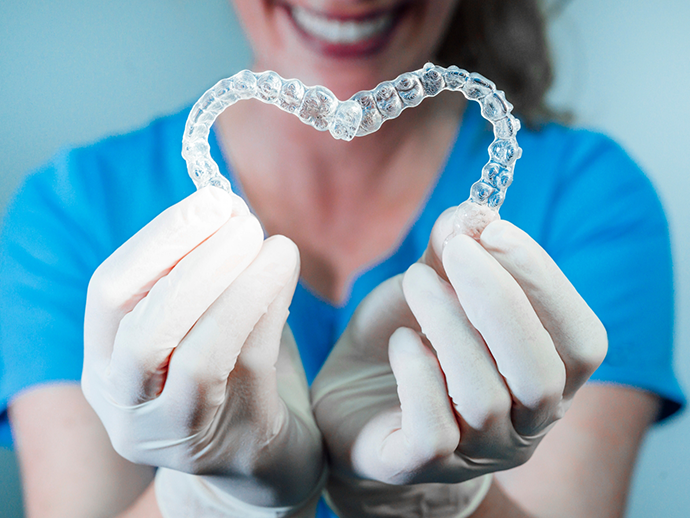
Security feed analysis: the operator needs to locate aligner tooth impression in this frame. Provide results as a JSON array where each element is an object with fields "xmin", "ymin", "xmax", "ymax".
[{"xmin": 182, "ymin": 62, "xmax": 522, "ymax": 237}]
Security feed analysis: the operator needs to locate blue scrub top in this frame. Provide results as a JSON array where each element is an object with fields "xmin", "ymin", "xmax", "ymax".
[{"xmin": 0, "ymin": 103, "xmax": 685, "ymax": 472}]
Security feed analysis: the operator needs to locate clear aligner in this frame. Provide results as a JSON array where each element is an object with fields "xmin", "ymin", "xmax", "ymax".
[{"xmin": 182, "ymin": 62, "xmax": 522, "ymax": 234}]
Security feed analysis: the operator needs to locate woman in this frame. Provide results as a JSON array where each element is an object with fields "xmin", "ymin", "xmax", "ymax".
[{"xmin": 1, "ymin": 0, "xmax": 684, "ymax": 516}]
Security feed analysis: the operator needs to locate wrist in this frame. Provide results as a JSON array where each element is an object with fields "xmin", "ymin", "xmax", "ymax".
[
  {"xmin": 456, "ymin": 474, "xmax": 493, "ymax": 518},
  {"xmin": 154, "ymin": 467, "xmax": 327, "ymax": 518},
  {"xmin": 325, "ymin": 473, "xmax": 493, "ymax": 518}
]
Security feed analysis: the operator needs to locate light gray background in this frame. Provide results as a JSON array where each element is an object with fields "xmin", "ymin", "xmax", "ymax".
[{"xmin": 0, "ymin": 1, "xmax": 688, "ymax": 516}]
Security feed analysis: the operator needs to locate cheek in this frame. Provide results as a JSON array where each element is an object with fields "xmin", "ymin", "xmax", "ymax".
[
  {"xmin": 425, "ymin": 0, "xmax": 461, "ymax": 49},
  {"xmin": 230, "ymin": 0, "xmax": 275, "ymax": 53},
  {"xmin": 229, "ymin": 1, "xmax": 302, "ymax": 71}
]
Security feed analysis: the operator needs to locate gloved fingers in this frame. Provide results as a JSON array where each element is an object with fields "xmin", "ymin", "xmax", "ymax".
[
  {"xmin": 206, "ymin": 236, "xmax": 301, "ymax": 426},
  {"xmin": 480, "ymin": 221, "xmax": 608, "ymax": 399},
  {"xmin": 161, "ymin": 234, "xmax": 299, "ymax": 418},
  {"xmin": 402, "ymin": 263, "xmax": 515, "ymax": 448},
  {"xmin": 234, "ymin": 235, "xmax": 300, "ymax": 374},
  {"xmin": 84, "ymin": 187, "xmax": 244, "ymax": 366},
  {"xmin": 377, "ymin": 327, "xmax": 459, "ymax": 482},
  {"xmin": 276, "ymin": 326, "xmax": 317, "ymax": 432},
  {"xmin": 106, "ymin": 213, "xmax": 264, "ymax": 405},
  {"xmin": 442, "ymin": 233, "xmax": 566, "ymax": 437}
]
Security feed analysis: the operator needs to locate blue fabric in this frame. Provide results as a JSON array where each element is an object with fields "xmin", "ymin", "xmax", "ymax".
[{"xmin": 0, "ymin": 103, "xmax": 685, "ymax": 514}]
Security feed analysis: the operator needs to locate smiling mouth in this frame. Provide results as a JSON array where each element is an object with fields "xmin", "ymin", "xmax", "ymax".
[{"xmin": 286, "ymin": 4, "xmax": 407, "ymax": 57}]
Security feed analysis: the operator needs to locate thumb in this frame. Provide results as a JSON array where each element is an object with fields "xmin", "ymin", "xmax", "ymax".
[
  {"xmin": 310, "ymin": 274, "xmax": 415, "ymax": 420},
  {"xmin": 349, "ymin": 326, "xmax": 460, "ymax": 484},
  {"xmin": 420, "ymin": 207, "xmax": 457, "ymax": 279},
  {"xmin": 344, "ymin": 274, "xmax": 418, "ymax": 362},
  {"xmin": 421, "ymin": 202, "xmax": 500, "ymax": 278}
]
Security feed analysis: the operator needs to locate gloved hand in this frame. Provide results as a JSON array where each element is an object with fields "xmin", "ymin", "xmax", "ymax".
[
  {"xmin": 82, "ymin": 187, "xmax": 324, "ymax": 517},
  {"xmin": 311, "ymin": 207, "xmax": 608, "ymax": 517}
]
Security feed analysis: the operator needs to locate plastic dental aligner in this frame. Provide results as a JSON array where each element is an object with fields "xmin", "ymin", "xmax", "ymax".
[{"xmin": 182, "ymin": 63, "xmax": 522, "ymax": 237}]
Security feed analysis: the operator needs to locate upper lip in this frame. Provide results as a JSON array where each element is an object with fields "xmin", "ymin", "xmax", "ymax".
[
  {"xmin": 278, "ymin": 1, "xmax": 412, "ymax": 58},
  {"xmin": 281, "ymin": 2, "xmax": 408, "ymax": 23}
]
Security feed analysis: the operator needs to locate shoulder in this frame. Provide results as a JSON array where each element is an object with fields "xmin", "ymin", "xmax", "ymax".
[
  {"xmin": 514, "ymin": 121, "xmax": 648, "ymax": 200},
  {"xmin": 520, "ymin": 122, "xmax": 647, "ymax": 193},
  {"xmin": 45, "ymin": 107, "xmax": 193, "ymax": 218},
  {"xmin": 0, "ymin": 106, "xmax": 199, "ymax": 320},
  {"xmin": 0, "ymin": 108, "xmax": 200, "ymax": 447},
  {"xmin": 499, "ymin": 121, "xmax": 664, "ymax": 249},
  {"xmin": 3, "ymin": 108, "xmax": 195, "ymax": 262},
  {"xmin": 71, "ymin": 107, "xmax": 191, "ymax": 180},
  {"xmin": 436, "ymin": 108, "xmax": 660, "ymax": 245}
]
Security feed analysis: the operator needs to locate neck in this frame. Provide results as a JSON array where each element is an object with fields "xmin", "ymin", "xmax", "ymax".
[
  {"xmin": 217, "ymin": 91, "xmax": 464, "ymax": 201},
  {"xmin": 214, "ymin": 89, "xmax": 465, "ymax": 302}
]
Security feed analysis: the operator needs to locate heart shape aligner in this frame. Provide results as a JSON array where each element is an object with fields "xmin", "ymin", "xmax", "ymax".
[{"xmin": 182, "ymin": 63, "xmax": 522, "ymax": 235}]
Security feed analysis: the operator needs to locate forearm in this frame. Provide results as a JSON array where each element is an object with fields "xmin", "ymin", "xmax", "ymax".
[
  {"xmin": 118, "ymin": 480, "xmax": 163, "ymax": 518},
  {"xmin": 470, "ymin": 480, "xmax": 534, "ymax": 518},
  {"xmin": 494, "ymin": 385, "xmax": 659, "ymax": 518},
  {"xmin": 10, "ymin": 384, "xmax": 155, "ymax": 518}
]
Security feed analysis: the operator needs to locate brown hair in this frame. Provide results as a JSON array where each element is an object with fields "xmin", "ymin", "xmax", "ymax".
[{"xmin": 435, "ymin": 0, "xmax": 561, "ymax": 126}]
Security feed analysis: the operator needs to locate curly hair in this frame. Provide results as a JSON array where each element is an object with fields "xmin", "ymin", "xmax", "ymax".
[{"xmin": 435, "ymin": 0, "xmax": 560, "ymax": 125}]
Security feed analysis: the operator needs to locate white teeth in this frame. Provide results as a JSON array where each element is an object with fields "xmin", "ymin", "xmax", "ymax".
[{"xmin": 292, "ymin": 6, "xmax": 392, "ymax": 44}]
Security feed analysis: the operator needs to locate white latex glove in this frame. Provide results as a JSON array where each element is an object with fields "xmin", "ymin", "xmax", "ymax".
[
  {"xmin": 82, "ymin": 187, "xmax": 324, "ymax": 517},
  {"xmin": 311, "ymin": 207, "xmax": 608, "ymax": 517}
]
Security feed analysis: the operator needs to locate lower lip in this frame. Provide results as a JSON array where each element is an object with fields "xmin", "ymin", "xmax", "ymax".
[{"xmin": 285, "ymin": 6, "xmax": 406, "ymax": 59}]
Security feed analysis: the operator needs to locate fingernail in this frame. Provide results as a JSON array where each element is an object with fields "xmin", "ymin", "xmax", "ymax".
[
  {"xmin": 203, "ymin": 184, "xmax": 233, "ymax": 204},
  {"xmin": 229, "ymin": 193, "xmax": 250, "ymax": 216},
  {"xmin": 478, "ymin": 218, "xmax": 503, "ymax": 241}
]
